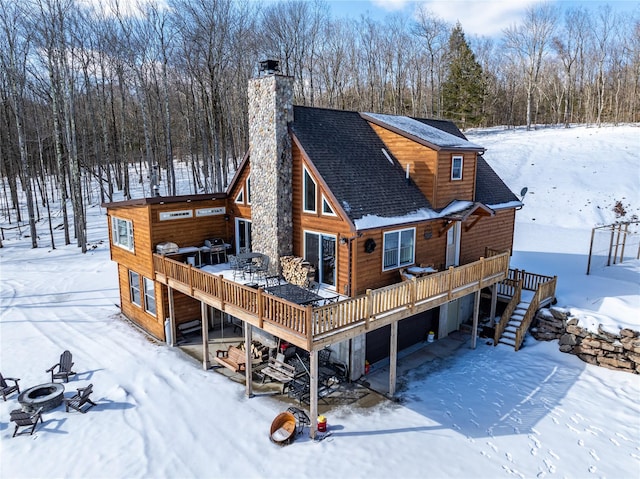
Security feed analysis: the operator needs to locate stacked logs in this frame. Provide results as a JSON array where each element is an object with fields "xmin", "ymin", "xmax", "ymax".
[{"xmin": 280, "ymin": 256, "xmax": 316, "ymax": 287}]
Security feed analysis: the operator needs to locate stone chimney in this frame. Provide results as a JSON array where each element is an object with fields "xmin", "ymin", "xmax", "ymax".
[{"xmin": 248, "ymin": 61, "xmax": 294, "ymax": 271}]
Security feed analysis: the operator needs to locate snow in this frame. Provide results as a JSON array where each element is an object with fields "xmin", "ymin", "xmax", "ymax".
[{"xmin": 1, "ymin": 123, "xmax": 639, "ymax": 478}]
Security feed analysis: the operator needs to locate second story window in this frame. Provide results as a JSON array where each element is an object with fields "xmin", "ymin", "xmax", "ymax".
[
  {"xmin": 112, "ymin": 217, "xmax": 134, "ymax": 251},
  {"xmin": 383, "ymin": 228, "xmax": 415, "ymax": 270},
  {"xmin": 322, "ymin": 195, "xmax": 336, "ymax": 216},
  {"xmin": 303, "ymin": 166, "xmax": 316, "ymax": 213},
  {"xmin": 246, "ymin": 177, "xmax": 252, "ymax": 205},
  {"xmin": 451, "ymin": 156, "xmax": 463, "ymax": 180}
]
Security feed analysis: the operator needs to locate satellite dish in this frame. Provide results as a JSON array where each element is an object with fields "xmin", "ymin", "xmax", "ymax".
[{"xmin": 520, "ymin": 187, "xmax": 528, "ymax": 200}]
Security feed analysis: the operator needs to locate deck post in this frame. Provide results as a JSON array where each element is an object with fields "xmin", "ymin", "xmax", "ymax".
[
  {"xmin": 201, "ymin": 302, "xmax": 210, "ymax": 370},
  {"xmin": 245, "ymin": 323, "xmax": 254, "ymax": 398},
  {"xmin": 471, "ymin": 291, "xmax": 480, "ymax": 349},
  {"xmin": 309, "ymin": 348, "xmax": 318, "ymax": 439},
  {"xmin": 389, "ymin": 321, "xmax": 398, "ymax": 398},
  {"xmin": 489, "ymin": 284, "xmax": 497, "ymax": 327},
  {"xmin": 168, "ymin": 286, "xmax": 176, "ymax": 347}
]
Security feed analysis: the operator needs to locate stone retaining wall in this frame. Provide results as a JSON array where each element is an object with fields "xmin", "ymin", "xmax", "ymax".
[{"xmin": 531, "ymin": 307, "xmax": 640, "ymax": 374}]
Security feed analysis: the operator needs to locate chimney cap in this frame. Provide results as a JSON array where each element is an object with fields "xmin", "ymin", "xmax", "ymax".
[{"xmin": 259, "ymin": 59, "xmax": 280, "ymax": 75}]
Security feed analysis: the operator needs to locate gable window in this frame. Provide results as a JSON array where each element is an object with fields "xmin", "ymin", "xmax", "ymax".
[
  {"xmin": 129, "ymin": 271, "xmax": 141, "ymax": 307},
  {"xmin": 143, "ymin": 277, "xmax": 156, "ymax": 316},
  {"xmin": 322, "ymin": 195, "xmax": 336, "ymax": 216},
  {"xmin": 303, "ymin": 167, "xmax": 316, "ymax": 213},
  {"xmin": 451, "ymin": 156, "xmax": 463, "ymax": 180},
  {"xmin": 383, "ymin": 228, "xmax": 415, "ymax": 270},
  {"xmin": 112, "ymin": 217, "xmax": 134, "ymax": 251},
  {"xmin": 246, "ymin": 177, "xmax": 252, "ymax": 205},
  {"xmin": 235, "ymin": 188, "xmax": 244, "ymax": 204}
]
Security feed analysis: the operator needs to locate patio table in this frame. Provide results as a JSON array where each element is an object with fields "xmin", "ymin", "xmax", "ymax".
[{"xmin": 265, "ymin": 283, "xmax": 323, "ymax": 306}]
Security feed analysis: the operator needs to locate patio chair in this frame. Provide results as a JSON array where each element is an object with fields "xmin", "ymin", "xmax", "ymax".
[
  {"xmin": 64, "ymin": 383, "xmax": 97, "ymax": 413},
  {"xmin": 228, "ymin": 255, "xmax": 245, "ymax": 280},
  {"xmin": 1, "ymin": 372, "xmax": 20, "ymax": 401},
  {"xmin": 46, "ymin": 350, "xmax": 76, "ymax": 383},
  {"xmin": 254, "ymin": 255, "xmax": 270, "ymax": 281},
  {"xmin": 307, "ymin": 280, "xmax": 320, "ymax": 294},
  {"xmin": 10, "ymin": 407, "xmax": 43, "ymax": 437}
]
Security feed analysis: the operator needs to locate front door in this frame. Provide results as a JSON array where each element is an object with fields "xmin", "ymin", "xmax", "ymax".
[
  {"xmin": 304, "ymin": 231, "xmax": 336, "ymax": 287},
  {"xmin": 446, "ymin": 221, "xmax": 460, "ymax": 267},
  {"xmin": 236, "ymin": 219, "xmax": 252, "ymax": 253}
]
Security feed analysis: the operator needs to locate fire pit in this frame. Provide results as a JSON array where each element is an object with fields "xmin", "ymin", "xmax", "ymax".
[{"xmin": 18, "ymin": 383, "xmax": 65, "ymax": 413}]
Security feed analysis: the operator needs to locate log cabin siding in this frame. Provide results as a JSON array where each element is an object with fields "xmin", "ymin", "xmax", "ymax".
[
  {"xmin": 460, "ymin": 209, "xmax": 516, "ymax": 264},
  {"xmin": 368, "ymin": 123, "xmax": 438, "ymax": 205},
  {"xmin": 117, "ymin": 263, "xmax": 165, "ymax": 339},
  {"xmin": 434, "ymin": 152, "xmax": 477, "ymax": 208}
]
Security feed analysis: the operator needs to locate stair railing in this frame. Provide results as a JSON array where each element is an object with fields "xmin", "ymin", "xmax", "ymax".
[
  {"xmin": 514, "ymin": 277, "xmax": 558, "ymax": 350},
  {"xmin": 493, "ymin": 278, "xmax": 522, "ymax": 346}
]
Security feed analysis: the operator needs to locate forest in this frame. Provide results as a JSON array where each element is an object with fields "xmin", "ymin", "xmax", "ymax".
[{"xmin": 0, "ymin": 0, "xmax": 638, "ymax": 252}]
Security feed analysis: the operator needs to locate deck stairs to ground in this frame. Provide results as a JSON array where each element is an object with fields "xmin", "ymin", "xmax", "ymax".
[{"xmin": 493, "ymin": 270, "xmax": 557, "ymax": 351}]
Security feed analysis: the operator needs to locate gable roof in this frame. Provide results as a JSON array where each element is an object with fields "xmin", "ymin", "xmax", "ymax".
[
  {"xmin": 360, "ymin": 112, "xmax": 484, "ymax": 152},
  {"xmin": 475, "ymin": 156, "xmax": 522, "ymax": 208},
  {"xmin": 290, "ymin": 106, "xmax": 431, "ymax": 223}
]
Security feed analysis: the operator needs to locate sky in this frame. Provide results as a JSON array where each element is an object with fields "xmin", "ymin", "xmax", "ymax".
[
  {"xmin": 327, "ymin": 0, "xmax": 640, "ymax": 37},
  {"xmin": 0, "ymin": 123, "xmax": 638, "ymax": 478}
]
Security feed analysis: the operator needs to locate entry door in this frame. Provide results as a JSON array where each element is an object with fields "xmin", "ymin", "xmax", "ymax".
[
  {"xmin": 446, "ymin": 222, "xmax": 460, "ymax": 267},
  {"xmin": 236, "ymin": 219, "xmax": 252, "ymax": 253},
  {"xmin": 304, "ymin": 232, "xmax": 336, "ymax": 287}
]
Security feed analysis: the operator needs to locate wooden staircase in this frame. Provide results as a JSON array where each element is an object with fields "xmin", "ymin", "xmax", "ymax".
[{"xmin": 493, "ymin": 270, "xmax": 557, "ymax": 351}]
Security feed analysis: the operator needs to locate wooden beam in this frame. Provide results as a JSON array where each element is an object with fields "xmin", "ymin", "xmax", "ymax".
[
  {"xmin": 389, "ymin": 321, "xmax": 398, "ymax": 398},
  {"xmin": 168, "ymin": 286, "xmax": 176, "ymax": 347},
  {"xmin": 464, "ymin": 215, "xmax": 482, "ymax": 232},
  {"xmin": 309, "ymin": 349, "xmax": 318, "ymax": 439},
  {"xmin": 201, "ymin": 302, "xmax": 210, "ymax": 370},
  {"xmin": 489, "ymin": 284, "xmax": 497, "ymax": 327},
  {"xmin": 245, "ymin": 323, "xmax": 253, "ymax": 398},
  {"xmin": 471, "ymin": 291, "xmax": 480, "ymax": 349},
  {"xmin": 439, "ymin": 220, "xmax": 456, "ymax": 237}
]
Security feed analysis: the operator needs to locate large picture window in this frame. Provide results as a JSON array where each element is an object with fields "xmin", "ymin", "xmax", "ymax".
[
  {"xmin": 143, "ymin": 278, "xmax": 156, "ymax": 316},
  {"xmin": 112, "ymin": 217, "xmax": 134, "ymax": 251},
  {"xmin": 303, "ymin": 167, "xmax": 316, "ymax": 213},
  {"xmin": 129, "ymin": 271, "xmax": 141, "ymax": 306},
  {"xmin": 383, "ymin": 228, "xmax": 415, "ymax": 270}
]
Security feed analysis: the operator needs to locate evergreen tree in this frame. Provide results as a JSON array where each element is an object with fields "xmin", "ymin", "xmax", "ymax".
[{"xmin": 442, "ymin": 23, "xmax": 485, "ymax": 128}]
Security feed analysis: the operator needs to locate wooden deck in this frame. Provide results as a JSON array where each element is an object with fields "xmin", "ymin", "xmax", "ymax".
[{"xmin": 154, "ymin": 252, "xmax": 511, "ymax": 351}]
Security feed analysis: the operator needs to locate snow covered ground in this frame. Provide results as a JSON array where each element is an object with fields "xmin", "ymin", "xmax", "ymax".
[{"xmin": 1, "ymin": 123, "xmax": 639, "ymax": 478}]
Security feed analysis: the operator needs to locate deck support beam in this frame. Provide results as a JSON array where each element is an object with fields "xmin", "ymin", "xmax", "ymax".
[
  {"xmin": 309, "ymin": 349, "xmax": 318, "ymax": 439},
  {"xmin": 489, "ymin": 284, "xmax": 497, "ymax": 327},
  {"xmin": 471, "ymin": 291, "xmax": 480, "ymax": 349},
  {"xmin": 389, "ymin": 321, "xmax": 398, "ymax": 398},
  {"xmin": 168, "ymin": 286, "xmax": 176, "ymax": 347},
  {"xmin": 201, "ymin": 302, "xmax": 210, "ymax": 370},
  {"xmin": 244, "ymin": 323, "xmax": 254, "ymax": 398}
]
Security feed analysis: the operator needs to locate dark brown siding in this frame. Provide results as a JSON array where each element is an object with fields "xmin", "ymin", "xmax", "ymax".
[{"xmin": 460, "ymin": 208, "xmax": 516, "ymax": 264}]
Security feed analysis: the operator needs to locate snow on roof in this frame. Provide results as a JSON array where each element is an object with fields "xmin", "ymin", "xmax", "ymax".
[
  {"xmin": 362, "ymin": 112, "xmax": 484, "ymax": 151},
  {"xmin": 354, "ymin": 200, "xmax": 475, "ymax": 230}
]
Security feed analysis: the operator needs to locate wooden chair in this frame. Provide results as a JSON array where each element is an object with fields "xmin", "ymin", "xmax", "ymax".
[
  {"xmin": 46, "ymin": 350, "xmax": 76, "ymax": 383},
  {"xmin": 1, "ymin": 372, "xmax": 21, "ymax": 401},
  {"xmin": 64, "ymin": 383, "xmax": 97, "ymax": 413},
  {"xmin": 10, "ymin": 408, "xmax": 43, "ymax": 437}
]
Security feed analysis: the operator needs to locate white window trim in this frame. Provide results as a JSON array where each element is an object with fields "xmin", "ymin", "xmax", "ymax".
[
  {"xmin": 382, "ymin": 227, "xmax": 416, "ymax": 271},
  {"xmin": 321, "ymin": 195, "xmax": 336, "ymax": 216},
  {"xmin": 143, "ymin": 277, "xmax": 156, "ymax": 316},
  {"xmin": 112, "ymin": 217, "xmax": 134, "ymax": 252},
  {"xmin": 246, "ymin": 177, "xmax": 252, "ymax": 205},
  {"xmin": 129, "ymin": 270, "xmax": 141, "ymax": 307},
  {"xmin": 451, "ymin": 155, "xmax": 463, "ymax": 181},
  {"xmin": 303, "ymin": 166, "xmax": 317, "ymax": 213},
  {"xmin": 235, "ymin": 188, "xmax": 244, "ymax": 204}
]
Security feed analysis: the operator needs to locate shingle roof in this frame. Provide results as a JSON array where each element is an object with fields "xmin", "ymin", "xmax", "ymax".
[
  {"xmin": 291, "ymin": 106, "xmax": 431, "ymax": 222},
  {"xmin": 290, "ymin": 106, "xmax": 519, "ymax": 225},
  {"xmin": 475, "ymin": 156, "xmax": 521, "ymax": 207}
]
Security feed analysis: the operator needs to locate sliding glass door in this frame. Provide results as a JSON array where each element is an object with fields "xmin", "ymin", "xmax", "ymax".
[{"xmin": 304, "ymin": 231, "xmax": 336, "ymax": 287}]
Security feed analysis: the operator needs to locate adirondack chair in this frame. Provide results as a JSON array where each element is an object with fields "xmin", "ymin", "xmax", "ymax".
[
  {"xmin": 46, "ymin": 350, "xmax": 76, "ymax": 383},
  {"xmin": 1, "ymin": 372, "xmax": 21, "ymax": 401},
  {"xmin": 10, "ymin": 408, "xmax": 43, "ymax": 437},
  {"xmin": 64, "ymin": 383, "xmax": 96, "ymax": 413}
]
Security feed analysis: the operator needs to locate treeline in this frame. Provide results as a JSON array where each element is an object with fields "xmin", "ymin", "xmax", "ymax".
[{"xmin": 0, "ymin": 0, "xmax": 638, "ymax": 251}]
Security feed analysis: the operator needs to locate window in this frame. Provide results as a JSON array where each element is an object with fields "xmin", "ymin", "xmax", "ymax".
[
  {"xmin": 112, "ymin": 217, "xmax": 134, "ymax": 251},
  {"xmin": 129, "ymin": 271, "xmax": 141, "ymax": 307},
  {"xmin": 143, "ymin": 278, "xmax": 156, "ymax": 316},
  {"xmin": 235, "ymin": 188, "xmax": 244, "ymax": 204},
  {"xmin": 246, "ymin": 177, "xmax": 252, "ymax": 204},
  {"xmin": 322, "ymin": 195, "xmax": 336, "ymax": 216},
  {"xmin": 383, "ymin": 228, "xmax": 415, "ymax": 270},
  {"xmin": 303, "ymin": 167, "xmax": 316, "ymax": 213},
  {"xmin": 451, "ymin": 156, "xmax": 463, "ymax": 180}
]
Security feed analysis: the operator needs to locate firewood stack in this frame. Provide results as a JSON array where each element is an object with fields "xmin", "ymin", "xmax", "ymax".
[
  {"xmin": 280, "ymin": 256, "xmax": 316, "ymax": 287},
  {"xmin": 239, "ymin": 341, "xmax": 270, "ymax": 364}
]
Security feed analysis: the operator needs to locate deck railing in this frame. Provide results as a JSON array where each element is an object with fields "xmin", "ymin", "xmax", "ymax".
[{"xmin": 154, "ymin": 252, "xmax": 510, "ymax": 348}]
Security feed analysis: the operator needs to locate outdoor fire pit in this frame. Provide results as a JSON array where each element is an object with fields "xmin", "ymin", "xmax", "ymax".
[{"xmin": 18, "ymin": 383, "xmax": 65, "ymax": 413}]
